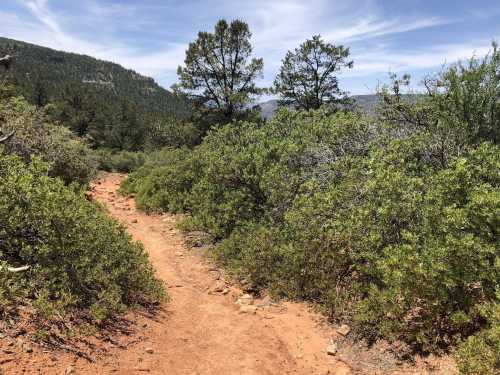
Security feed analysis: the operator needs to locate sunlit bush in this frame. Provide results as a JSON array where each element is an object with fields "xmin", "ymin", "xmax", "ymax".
[
  {"xmin": 0, "ymin": 153, "xmax": 165, "ymax": 322},
  {"xmin": 96, "ymin": 149, "xmax": 147, "ymax": 173},
  {"xmin": 0, "ymin": 96, "xmax": 97, "ymax": 185}
]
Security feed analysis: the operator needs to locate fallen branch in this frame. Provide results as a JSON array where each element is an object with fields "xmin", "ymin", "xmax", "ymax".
[
  {"xmin": 40, "ymin": 339, "xmax": 96, "ymax": 363},
  {"xmin": 0, "ymin": 130, "xmax": 15, "ymax": 143},
  {"xmin": 4, "ymin": 265, "xmax": 30, "ymax": 273}
]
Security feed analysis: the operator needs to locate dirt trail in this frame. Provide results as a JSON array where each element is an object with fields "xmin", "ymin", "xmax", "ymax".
[
  {"xmin": 87, "ymin": 173, "xmax": 350, "ymax": 375},
  {"xmin": 1, "ymin": 173, "xmax": 455, "ymax": 374}
]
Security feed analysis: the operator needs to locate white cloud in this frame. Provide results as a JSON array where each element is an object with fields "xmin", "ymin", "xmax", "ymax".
[
  {"xmin": 7, "ymin": 0, "xmax": 187, "ymax": 82},
  {"xmin": 347, "ymin": 41, "xmax": 494, "ymax": 78},
  {"xmin": 323, "ymin": 16, "xmax": 450, "ymax": 43}
]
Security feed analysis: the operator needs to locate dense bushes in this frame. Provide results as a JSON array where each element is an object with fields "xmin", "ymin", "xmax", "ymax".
[
  {"xmin": 120, "ymin": 147, "xmax": 201, "ymax": 213},
  {"xmin": 123, "ymin": 109, "xmax": 373, "ymax": 235},
  {"xmin": 0, "ymin": 80, "xmax": 165, "ymax": 332},
  {"xmin": 455, "ymin": 298, "xmax": 499, "ymax": 375},
  {"xmin": 144, "ymin": 118, "xmax": 202, "ymax": 150},
  {"xmin": 278, "ymin": 138, "xmax": 498, "ymax": 343},
  {"xmin": 205, "ymin": 130, "xmax": 499, "ymax": 349},
  {"xmin": 0, "ymin": 153, "xmax": 164, "ymax": 323},
  {"xmin": 121, "ymin": 46, "xmax": 499, "ymax": 372},
  {"xmin": 96, "ymin": 149, "xmax": 147, "ymax": 173},
  {"xmin": 0, "ymin": 96, "xmax": 97, "ymax": 185},
  {"xmin": 122, "ymin": 109, "xmax": 498, "ymax": 355}
]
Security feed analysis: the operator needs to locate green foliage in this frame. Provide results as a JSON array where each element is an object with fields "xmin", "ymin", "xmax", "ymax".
[
  {"xmin": 46, "ymin": 83, "xmax": 191, "ymax": 151},
  {"xmin": 144, "ymin": 118, "xmax": 202, "ymax": 150},
  {"xmin": 210, "ymin": 139, "xmax": 498, "ymax": 353},
  {"xmin": 176, "ymin": 19, "xmax": 264, "ymax": 124},
  {"xmin": 273, "ymin": 35, "xmax": 353, "ymax": 111},
  {"xmin": 0, "ymin": 36, "xmax": 189, "ymax": 120},
  {"xmin": 0, "ymin": 37, "xmax": 191, "ymax": 152},
  {"xmin": 350, "ymin": 142, "xmax": 499, "ymax": 350},
  {"xmin": 0, "ymin": 96, "xmax": 97, "ymax": 185},
  {"xmin": 215, "ymin": 224, "xmax": 285, "ymax": 291},
  {"xmin": 96, "ymin": 149, "xmax": 147, "ymax": 173},
  {"xmin": 194, "ymin": 109, "xmax": 370, "ymax": 237},
  {"xmin": 378, "ymin": 42, "xmax": 500, "ymax": 165},
  {"xmin": 456, "ymin": 300, "xmax": 499, "ymax": 375},
  {"xmin": 428, "ymin": 42, "xmax": 500, "ymax": 146},
  {"xmin": 124, "ymin": 117, "xmax": 498, "ymax": 355},
  {"xmin": 122, "ymin": 108, "xmax": 371, "ymax": 243},
  {"xmin": 123, "ymin": 108, "xmax": 371, "ymax": 236},
  {"xmin": 50, "ymin": 86, "xmax": 146, "ymax": 150},
  {"xmin": 121, "ymin": 147, "xmax": 201, "ymax": 213},
  {"xmin": 0, "ymin": 153, "xmax": 165, "ymax": 322},
  {"xmin": 121, "ymin": 42, "xmax": 499, "ymax": 370}
]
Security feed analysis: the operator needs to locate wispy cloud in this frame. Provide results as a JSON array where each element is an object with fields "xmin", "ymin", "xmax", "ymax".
[
  {"xmin": 9, "ymin": 0, "xmax": 184, "ymax": 82},
  {"xmin": 324, "ymin": 16, "xmax": 451, "ymax": 43},
  {"xmin": 348, "ymin": 41, "xmax": 494, "ymax": 78}
]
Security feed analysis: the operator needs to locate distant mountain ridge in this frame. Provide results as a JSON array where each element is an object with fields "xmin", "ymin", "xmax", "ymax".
[
  {"xmin": 257, "ymin": 95, "xmax": 381, "ymax": 119},
  {"xmin": 0, "ymin": 37, "xmax": 188, "ymax": 117}
]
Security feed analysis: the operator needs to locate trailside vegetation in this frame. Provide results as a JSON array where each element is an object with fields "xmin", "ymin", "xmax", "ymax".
[
  {"xmin": 121, "ymin": 42, "xmax": 500, "ymax": 374},
  {"xmin": 0, "ymin": 37, "xmax": 193, "ymax": 152},
  {"xmin": 0, "ymin": 56, "xmax": 165, "ymax": 342},
  {"xmin": 0, "ymin": 153, "xmax": 165, "ymax": 324},
  {"xmin": 0, "ymin": 95, "xmax": 98, "ymax": 185}
]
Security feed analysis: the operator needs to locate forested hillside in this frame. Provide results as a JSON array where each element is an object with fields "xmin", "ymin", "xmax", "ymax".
[
  {"xmin": 0, "ymin": 37, "xmax": 188, "ymax": 117},
  {"xmin": 0, "ymin": 37, "xmax": 194, "ymax": 152}
]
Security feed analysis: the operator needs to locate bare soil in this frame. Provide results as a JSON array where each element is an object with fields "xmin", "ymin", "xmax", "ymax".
[{"xmin": 0, "ymin": 173, "xmax": 457, "ymax": 375}]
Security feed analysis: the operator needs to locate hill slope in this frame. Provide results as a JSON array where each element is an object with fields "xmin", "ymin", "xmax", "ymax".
[{"xmin": 0, "ymin": 37, "xmax": 188, "ymax": 117}]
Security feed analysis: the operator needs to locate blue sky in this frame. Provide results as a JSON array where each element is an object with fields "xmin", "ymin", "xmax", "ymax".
[{"xmin": 1, "ymin": 0, "xmax": 499, "ymax": 97}]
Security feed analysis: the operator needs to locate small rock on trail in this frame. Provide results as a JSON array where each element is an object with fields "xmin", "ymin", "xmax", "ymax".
[
  {"xmin": 326, "ymin": 343, "xmax": 338, "ymax": 356},
  {"xmin": 236, "ymin": 293, "xmax": 254, "ymax": 305},
  {"xmin": 239, "ymin": 305, "xmax": 258, "ymax": 314},
  {"xmin": 336, "ymin": 324, "xmax": 351, "ymax": 337}
]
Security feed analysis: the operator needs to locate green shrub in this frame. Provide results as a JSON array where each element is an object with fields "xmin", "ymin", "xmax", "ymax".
[
  {"xmin": 122, "ymin": 105, "xmax": 499, "ymax": 356},
  {"xmin": 215, "ymin": 224, "xmax": 285, "ymax": 291},
  {"xmin": 0, "ymin": 153, "xmax": 165, "ymax": 322},
  {"xmin": 212, "ymin": 140, "xmax": 498, "ymax": 354},
  {"xmin": 0, "ymin": 96, "xmax": 97, "ymax": 185},
  {"xmin": 378, "ymin": 42, "xmax": 500, "ymax": 168},
  {"xmin": 144, "ymin": 119, "xmax": 202, "ymax": 149},
  {"xmin": 120, "ymin": 46, "xmax": 500, "ymax": 368},
  {"xmin": 456, "ymin": 300, "xmax": 499, "ymax": 375},
  {"xmin": 351, "ymin": 142, "xmax": 499, "ymax": 350},
  {"xmin": 120, "ymin": 147, "xmax": 200, "ymax": 213},
  {"xmin": 96, "ymin": 149, "xmax": 147, "ymax": 173},
  {"xmin": 183, "ymin": 109, "xmax": 372, "ymax": 238}
]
